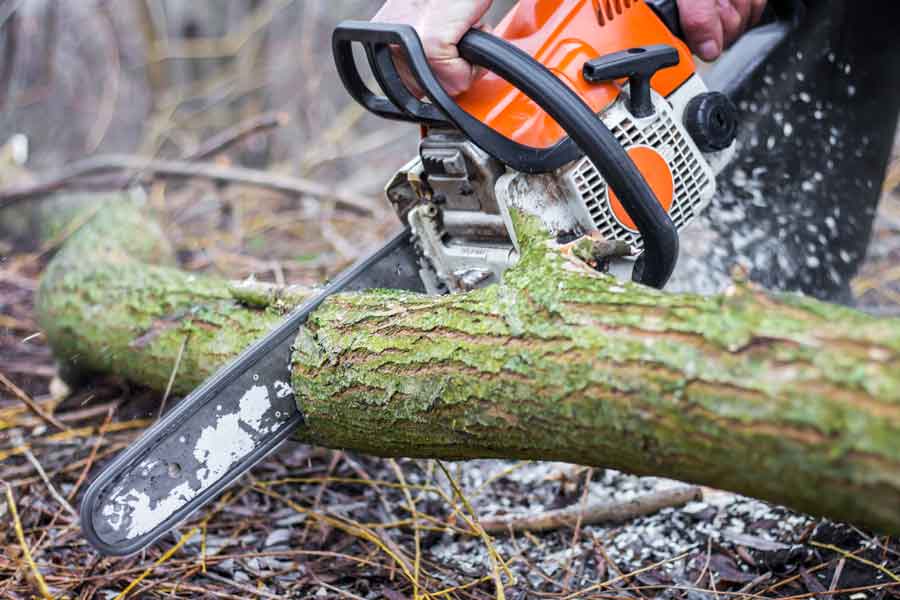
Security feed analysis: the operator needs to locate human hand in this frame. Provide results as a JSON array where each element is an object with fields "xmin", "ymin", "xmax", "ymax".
[
  {"xmin": 371, "ymin": 0, "xmax": 768, "ymax": 97},
  {"xmin": 677, "ymin": 0, "xmax": 767, "ymax": 61},
  {"xmin": 372, "ymin": 0, "xmax": 492, "ymax": 97}
]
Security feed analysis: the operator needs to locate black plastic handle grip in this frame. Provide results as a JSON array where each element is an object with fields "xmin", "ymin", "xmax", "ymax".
[
  {"xmin": 332, "ymin": 22, "xmax": 581, "ymax": 174},
  {"xmin": 332, "ymin": 22, "xmax": 679, "ymax": 288}
]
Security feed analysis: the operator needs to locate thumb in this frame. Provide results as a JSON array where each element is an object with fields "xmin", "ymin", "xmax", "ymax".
[{"xmin": 677, "ymin": 0, "xmax": 725, "ymax": 62}]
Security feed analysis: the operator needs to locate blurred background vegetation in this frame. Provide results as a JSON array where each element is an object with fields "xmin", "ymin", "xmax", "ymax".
[
  {"xmin": 0, "ymin": 1, "xmax": 530, "ymax": 284},
  {"xmin": 0, "ymin": 1, "xmax": 517, "ymax": 168}
]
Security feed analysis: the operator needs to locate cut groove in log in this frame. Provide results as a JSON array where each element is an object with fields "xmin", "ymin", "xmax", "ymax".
[{"xmin": 35, "ymin": 197, "xmax": 900, "ymax": 535}]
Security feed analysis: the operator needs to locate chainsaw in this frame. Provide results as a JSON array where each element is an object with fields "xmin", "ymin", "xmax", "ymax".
[{"xmin": 81, "ymin": 0, "xmax": 803, "ymax": 555}]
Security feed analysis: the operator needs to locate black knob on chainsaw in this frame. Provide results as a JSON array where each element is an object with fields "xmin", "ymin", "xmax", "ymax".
[
  {"xmin": 683, "ymin": 92, "xmax": 739, "ymax": 152},
  {"xmin": 583, "ymin": 45, "xmax": 679, "ymax": 118}
]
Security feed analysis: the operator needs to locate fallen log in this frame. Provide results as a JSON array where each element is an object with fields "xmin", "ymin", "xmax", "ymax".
[{"xmin": 36, "ymin": 198, "xmax": 900, "ymax": 534}]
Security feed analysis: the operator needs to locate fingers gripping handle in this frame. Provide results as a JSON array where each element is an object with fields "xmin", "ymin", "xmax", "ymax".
[
  {"xmin": 332, "ymin": 21, "xmax": 678, "ymax": 288},
  {"xmin": 645, "ymin": 0, "xmax": 807, "ymax": 39},
  {"xmin": 332, "ymin": 22, "xmax": 579, "ymax": 174}
]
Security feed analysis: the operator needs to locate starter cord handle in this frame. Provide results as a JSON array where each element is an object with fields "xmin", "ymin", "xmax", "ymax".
[{"xmin": 332, "ymin": 22, "xmax": 678, "ymax": 288}]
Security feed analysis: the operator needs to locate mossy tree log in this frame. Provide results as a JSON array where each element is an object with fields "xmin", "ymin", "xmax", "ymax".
[{"xmin": 36, "ymin": 199, "xmax": 900, "ymax": 534}]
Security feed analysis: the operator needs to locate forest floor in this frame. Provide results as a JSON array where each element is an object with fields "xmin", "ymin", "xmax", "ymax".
[{"xmin": 1, "ymin": 142, "xmax": 899, "ymax": 599}]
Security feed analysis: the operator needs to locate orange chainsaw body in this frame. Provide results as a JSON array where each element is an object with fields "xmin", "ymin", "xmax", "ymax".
[{"xmin": 456, "ymin": 0, "xmax": 697, "ymax": 149}]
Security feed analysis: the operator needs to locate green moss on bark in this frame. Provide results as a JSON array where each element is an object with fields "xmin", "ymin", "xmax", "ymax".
[
  {"xmin": 35, "ymin": 198, "xmax": 900, "ymax": 534},
  {"xmin": 292, "ymin": 212, "xmax": 900, "ymax": 533},
  {"xmin": 36, "ymin": 200, "xmax": 286, "ymax": 395}
]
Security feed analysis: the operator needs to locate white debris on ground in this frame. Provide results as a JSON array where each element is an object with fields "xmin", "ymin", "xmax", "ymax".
[{"xmin": 415, "ymin": 460, "xmax": 813, "ymax": 587}]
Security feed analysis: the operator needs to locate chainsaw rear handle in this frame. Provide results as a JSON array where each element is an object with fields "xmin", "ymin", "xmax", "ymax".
[{"xmin": 332, "ymin": 22, "xmax": 679, "ymax": 289}]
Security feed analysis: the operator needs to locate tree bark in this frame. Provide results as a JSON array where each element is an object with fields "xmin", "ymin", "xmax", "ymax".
[{"xmin": 36, "ymin": 198, "xmax": 900, "ymax": 534}]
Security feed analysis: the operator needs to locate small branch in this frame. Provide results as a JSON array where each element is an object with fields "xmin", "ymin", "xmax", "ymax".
[
  {"xmin": 10, "ymin": 431, "xmax": 78, "ymax": 519},
  {"xmin": 4, "ymin": 482, "xmax": 54, "ymax": 600},
  {"xmin": 39, "ymin": 111, "xmax": 287, "ymax": 197},
  {"xmin": 0, "ymin": 7, "xmax": 18, "ymax": 111},
  {"xmin": 158, "ymin": 333, "xmax": 190, "ymax": 419},
  {"xmin": 810, "ymin": 541, "xmax": 900, "ymax": 583},
  {"xmin": 85, "ymin": 4, "xmax": 120, "ymax": 153},
  {"xmin": 479, "ymin": 485, "xmax": 702, "ymax": 535},
  {"xmin": 113, "ymin": 527, "xmax": 199, "ymax": 600},
  {"xmin": 0, "ymin": 154, "xmax": 374, "ymax": 215},
  {"xmin": 185, "ymin": 111, "xmax": 288, "ymax": 161},
  {"xmin": 0, "ymin": 370, "xmax": 68, "ymax": 432},
  {"xmin": 68, "ymin": 407, "xmax": 115, "ymax": 502},
  {"xmin": 227, "ymin": 279, "xmax": 312, "ymax": 311}
]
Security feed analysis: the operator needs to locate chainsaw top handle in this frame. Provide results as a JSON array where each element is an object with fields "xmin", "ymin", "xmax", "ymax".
[{"xmin": 332, "ymin": 22, "xmax": 679, "ymax": 289}]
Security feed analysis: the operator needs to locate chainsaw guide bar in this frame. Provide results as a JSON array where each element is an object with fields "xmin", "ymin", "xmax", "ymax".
[{"xmin": 80, "ymin": 230, "xmax": 424, "ymax": 555}]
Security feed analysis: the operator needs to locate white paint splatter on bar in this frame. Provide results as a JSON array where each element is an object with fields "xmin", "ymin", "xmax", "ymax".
[{"xmin": 102, "ymin": 383, "xmax": 280, "ymax": 540}]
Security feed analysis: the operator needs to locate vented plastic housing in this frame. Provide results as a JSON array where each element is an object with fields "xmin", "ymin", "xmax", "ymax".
[{"xmin": 560, "ymin": 90, "xmax": 716, "ymax": 250}]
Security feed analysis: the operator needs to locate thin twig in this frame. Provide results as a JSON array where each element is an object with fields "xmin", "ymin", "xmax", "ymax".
[
  {"xmin": 256, "ymin": 485, "xmax": 420, "ymax": 590},
  {"xmin": 736, "ymin": 571, "xmax": 773, "ymax": 595},
  {"xmin": 10, "ymin": 431, "xmax": 78, "ymax": 518},
  {"xmin": 828, "ymin": 558, "xmax": 845, "ymax": 592},
  {"xmin": 479, "ymin": 484, "xmax": 702, "ymax": 535},
  {"xmin": 4, "ymin": 482, "xmax": 54, "ymax": 600},
  {"xmin": 308, "ymin": 575, "xmax": 367, "ymax": 600},
  {"xmin": 0, "ymin": 153, "xmax": 374, "ymax": 215},
  {"xmin": 53, "ymin": 110, "xmax": 287, "ymax": 197},
  {"xmin": 389, "ymin": 459, "xmax": 422, "ymax": 599},
  {"xmin": 0, "ymin": 369, "xmax": 69, "ymax": 432},
  {"xmin": 202, "ymin": 572, "xmax": 284, "ymax": 599},
  {"xmin": 186, "ymin": 111, "xmax": 288, "ymax": 161},
  {"xmin": 562, "ymin": 551, "xmax": 693, "ymax": 599},
  {"xmin": 437, "ymin": 461, "xmax": 511, "ymax": 598},
  {"xmin": 158, "ymin": 333, "xmax": 190, "ymax": 420},
  {"xmin": 561, "ymin": 468, "xmax": 593, "ymax": 592},
  {"xmin": 113, "ymin": 527, "xmax": 199, "ymax": 600},
  {"xmin": 810, "ymin": 541, "xmax": 900, "ymax": 583},
  {"xmin": 68, "ymin": 406, "xmax": 115, "ymax": 502}
]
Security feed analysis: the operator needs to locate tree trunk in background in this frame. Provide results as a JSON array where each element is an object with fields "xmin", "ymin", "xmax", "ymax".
[{"xmin": 36, "ymin": 197, "xmax": 900, "ymax": 535}]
